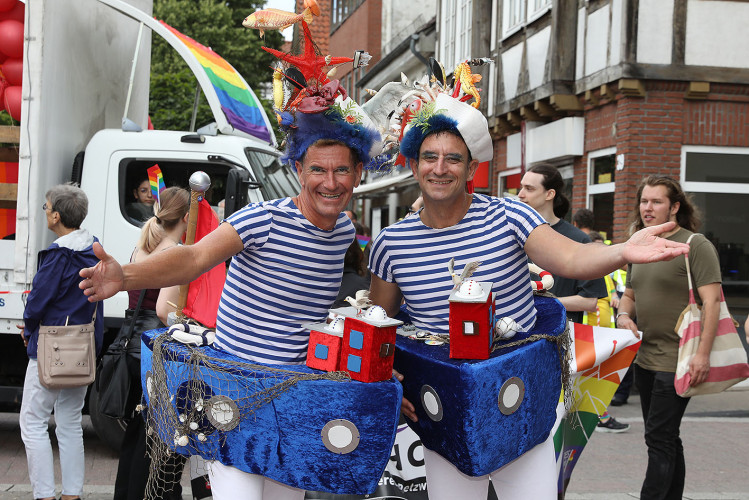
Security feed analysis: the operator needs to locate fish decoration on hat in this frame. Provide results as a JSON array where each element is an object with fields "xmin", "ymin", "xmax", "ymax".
[{"xmin": 242, "ymin": 0, "xmax": 319, "ymax": 38}]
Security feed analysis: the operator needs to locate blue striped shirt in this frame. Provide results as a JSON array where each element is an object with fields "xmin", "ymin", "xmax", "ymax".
[
  {"xmin": 369, "ymin": 194, "xmax": 545, "ymax": 335},
  {"xmin": 215, "ymin": 198, "xmax": 355, "ymax": 364}
]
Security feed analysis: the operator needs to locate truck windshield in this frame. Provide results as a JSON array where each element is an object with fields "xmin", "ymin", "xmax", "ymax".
[{"xmin": 244, "ymin": 149, "xmax": 300, "ymax": 199}]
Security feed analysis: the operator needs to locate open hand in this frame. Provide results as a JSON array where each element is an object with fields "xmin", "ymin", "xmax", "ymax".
[
  {"xmin": 79, "ymin": 242, "xmax": 124, "ymax": 302},
  {"xmin": 622, "ymin": 222, "xmax": 690, "ymax": 264},
  {"xmin": 17, "ymin": 324, "xmax": 27, "ymax": 347}
]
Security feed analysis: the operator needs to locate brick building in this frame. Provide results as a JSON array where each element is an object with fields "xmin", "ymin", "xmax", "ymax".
[{"xmin": 431, "ymin": 0, "xmax": 749, "ymax": 310}]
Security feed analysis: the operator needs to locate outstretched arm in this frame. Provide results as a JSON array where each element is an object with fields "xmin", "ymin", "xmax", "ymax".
[
  {"xmin": 525, "ymin": 221, "xmax": 689, "ymax": 281},
  {"xmin": 80, "ymin": 222, "xmax": 243, "ymax": 302}
]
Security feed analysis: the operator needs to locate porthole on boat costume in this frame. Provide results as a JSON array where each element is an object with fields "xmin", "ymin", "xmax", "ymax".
[
  {"xmin": 321, "ymin": 419, "xmax": 360, "ymax": 454},
  {"xmin": 206, "ymin": 395, "xmax": 240, "ymax": 431},
  {"xmin": 420, "ymin": 384, "xmax": 443, "ymax": 422},
  {"xmin": 498, "ymin": 377, "xmax": 525, "ymax": 415},
  {"xmin": 145, "ymin": 371, "xmax": 154, "ymax": 399}
]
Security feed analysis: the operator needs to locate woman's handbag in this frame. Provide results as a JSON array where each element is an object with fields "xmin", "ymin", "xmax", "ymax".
[
  {"xmin": 674, "ymin": 234, "xmax": 749, "ymax": 397},
  {"xmin": 37, "ymin": 310, "xmax": 97, "ymax": 389},
  {"xmin": 96, "ymin": 290, "xmax": 148, "ymax": 419}
]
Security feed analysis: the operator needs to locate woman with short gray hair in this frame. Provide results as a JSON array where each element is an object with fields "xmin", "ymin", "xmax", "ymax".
[{"xmin": 18, "ymin": 183, "xmax": 103, "ymax": 500}]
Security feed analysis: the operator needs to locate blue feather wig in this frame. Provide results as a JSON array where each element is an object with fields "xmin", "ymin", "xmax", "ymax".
[
  {"xmin": 400, "ymin": 114, "xmax": 460, "ymax": 162},
  {"xmin": 281, "ymin": 108, "xmax": 381, "ymax": 171}
]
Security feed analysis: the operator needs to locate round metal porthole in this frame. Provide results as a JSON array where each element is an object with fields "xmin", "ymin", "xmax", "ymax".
[
  {"xmin": 145, "ymin": 371, "xmax": 154, "ymax": 400},
  {"xmin": 205, "ymin": 396, "xmax": 240, "ymax": 431},
  {"xmin": 321, "ymin": 419, "xmax": 360, "ymax": 454},
  {"xmin": 420, "ymin": 384, "xmax": 443, "ymax": 422},
  {"xmin": 498, "ymin": 377, "xmax": 525, "ymax": 416}
]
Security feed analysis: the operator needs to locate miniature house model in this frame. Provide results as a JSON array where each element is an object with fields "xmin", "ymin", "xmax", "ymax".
[
  {"xmin": 448, "ymin": 280, "xmax": 495, "ymax": 360},
  {"xmin": 307, "ymin": 306, "xmax": 403, "ymax": 383}
]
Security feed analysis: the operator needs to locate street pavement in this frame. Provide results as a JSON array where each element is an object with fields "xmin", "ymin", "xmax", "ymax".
[{"xmin": 1, "ymin": 382, "xmax": 747, "ymax": 500}]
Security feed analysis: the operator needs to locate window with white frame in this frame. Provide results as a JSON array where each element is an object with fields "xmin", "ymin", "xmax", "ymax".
[
  {"xmin": 681, "ymin": 146, "xmax": 749, "ymax": 297},
  {"xmin": 586, "ymin": 148, "xmax": 616, "ymax": 240},
  {"xmin": 440, "ymin": 0, "xmax": 472, "ymax": 72},
  {"xmin": 498, "ymin": 167, "xmax": 521, "ymax": 198},
  {"xmin": 502, "ymin": 0, "xmax": 552, "ymax": 38}
]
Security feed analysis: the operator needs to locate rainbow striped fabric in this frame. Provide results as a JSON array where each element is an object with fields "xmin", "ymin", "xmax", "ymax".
[
  {"xmin": 160, "ymin": 21, "xmax": 272, "ymax": 143},
  {"xmin": 147, "ymin": 164, "xmax": 165, "ymax": 204},
  {"xmin": 554, "ymin": 322, "xmax": 641, "ymax": 496}
]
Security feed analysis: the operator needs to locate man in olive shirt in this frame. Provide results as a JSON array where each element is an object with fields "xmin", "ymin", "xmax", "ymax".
[{"xmin": 616, "ymin": 175, "xmax": 721, "ymax": 500}]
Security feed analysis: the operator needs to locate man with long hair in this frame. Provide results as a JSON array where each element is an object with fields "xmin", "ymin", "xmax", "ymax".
[{"xmin": 616, "ymin": 175, "xmax": 721, "ymax": 500}]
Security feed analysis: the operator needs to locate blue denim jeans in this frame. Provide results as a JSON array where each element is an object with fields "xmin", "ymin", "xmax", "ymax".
[
  {"xmin": 635, "ymin": 365, "xmax": 691, "ymax": 500},
  {"xmin": 20, "ymin": 359, "xmax": 87, "ymax": 499}
]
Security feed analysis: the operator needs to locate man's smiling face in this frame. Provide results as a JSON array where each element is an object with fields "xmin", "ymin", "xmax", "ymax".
[
  {"xmin": 295, "ymin": 142, "xmax": 362, "ymax": 230},
  {"xmin": 411, "ymin": 132, "xmax": 478, "ymax": 206}
]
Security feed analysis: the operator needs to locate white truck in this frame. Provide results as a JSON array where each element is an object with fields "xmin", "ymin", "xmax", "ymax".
[{"xmin": 0, "ymin": 0, "xmax": 298, "ymax": 446}]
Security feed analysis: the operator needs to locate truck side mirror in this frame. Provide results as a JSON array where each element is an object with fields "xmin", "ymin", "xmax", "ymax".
[{"xmin": 224, "ymin": 168, "xmax": 250, "ymax": 218}]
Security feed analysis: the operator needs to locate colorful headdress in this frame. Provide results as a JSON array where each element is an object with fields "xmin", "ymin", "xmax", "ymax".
[
  {"xmin": 366, "ymin": 58, "xmax": 495, "ymax": 170},
  {"xmin": 258, "ymin": 20, "xmax": 380, "ymax": 169}
]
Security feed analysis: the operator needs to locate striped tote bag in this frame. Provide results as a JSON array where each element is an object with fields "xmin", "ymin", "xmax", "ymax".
[{"xmin": 674, "ymin": 234, "xmax": 749, "ymax": 397}]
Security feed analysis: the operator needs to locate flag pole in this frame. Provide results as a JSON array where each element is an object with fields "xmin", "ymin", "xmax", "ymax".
[{"xmin": 175, "ymin": 171, "xmax": 211, "ymax": 322}]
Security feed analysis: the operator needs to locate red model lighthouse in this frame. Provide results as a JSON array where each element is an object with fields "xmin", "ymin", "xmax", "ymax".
[{"xmin": 448, "ymin": 280, "xmax": 495, "ymax": 360}]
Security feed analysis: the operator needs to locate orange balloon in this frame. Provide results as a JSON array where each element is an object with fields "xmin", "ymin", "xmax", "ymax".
[
  {"xmin": 0, "ymin": 19, "xmax": 24, "ymax": 59},
  {"xmin": 1, "ymin": 57, "xmax": 21, "ymax": 86},
  {"xmin": 3, "ymin": 84, "xmax": 21, "ymax": 121}
]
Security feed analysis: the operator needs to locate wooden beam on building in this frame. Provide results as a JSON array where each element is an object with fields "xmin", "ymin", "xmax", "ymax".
[
  {"xmin": 584, "ymin": 90, "xmax": 599, "ymax": 106},
  {"xmin": 534, "ymin": 100, "xmax": 558, "ymax": 118},
  {"xmin": 685, "ymin": 81, "xmax": 710, "ymax": 100},
  {"xmin": 494, "ymin": 116, "xmax": 518, "ymax": 135},
  {"xmin": 549, "ymin": 94, "xmax": 582, "ymax": 111},
  {"xmin": 0, "ymin": 126, "xmax": 20, "ymax": 144},
  {"xmin": 618, "ymin": 78, "xmax": 646, "ymax": 97},
  {"xmin": 506, "ymin": 111, "xmax": 522, "ymax": 128},
  {"xmin": 520, "ymin": 105, "xmax": 542, "ymax": 122},
  {"xmin": 600, "ymin": 83, "xmax": 616, "ymax": 101}
]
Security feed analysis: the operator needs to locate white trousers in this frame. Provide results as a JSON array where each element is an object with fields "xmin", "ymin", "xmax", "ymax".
[
  {"xmin": 19, "ymin": 359, "xmax": 87, "ymax": 499},
  {"xmin": 423, "ymin": 432, "xmax": 557, "ymax": 500},
  {"xmin": 207, "ymin": 461, "xmax": 305, "ymax": 500}
]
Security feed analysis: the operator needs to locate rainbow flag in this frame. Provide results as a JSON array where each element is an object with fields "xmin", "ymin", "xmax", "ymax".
[
  {"xmin": 160, "ymin": 21, "xmax": 273, "ymax": 143},
  {"xmin": 147, "ymin": 164, "xmax": 165, "ymax": 204},
  {"xmin": 554, "ymin": 323, "xmax": 640, "ymax": 497}
]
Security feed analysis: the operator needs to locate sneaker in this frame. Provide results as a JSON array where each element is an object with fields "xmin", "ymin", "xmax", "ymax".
[{"xmin": 596, "ymin": 417, "xmax": 630, "ymax": 433}]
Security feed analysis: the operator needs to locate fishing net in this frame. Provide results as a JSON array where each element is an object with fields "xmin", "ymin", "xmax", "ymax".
[{"xmin": 142, "ymin": 330, "xmax": 352, "ymax": 500}]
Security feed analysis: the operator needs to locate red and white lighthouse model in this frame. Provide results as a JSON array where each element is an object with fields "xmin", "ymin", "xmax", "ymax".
[{"xmin": 448, "ymin": 280, "xmax": 495, "ymax": 360}]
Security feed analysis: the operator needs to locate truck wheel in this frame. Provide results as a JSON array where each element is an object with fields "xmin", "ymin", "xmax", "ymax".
[{"xmin": 88, "ymin": 381, "xmax": 127, "ymax": 452}]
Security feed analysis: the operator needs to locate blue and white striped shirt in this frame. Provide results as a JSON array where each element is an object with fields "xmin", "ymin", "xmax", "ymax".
[
  {"xmin": 369, "ymin": 194, "xmax": 545, "ymax": 335},
  {"xmin": 215, "ymin": 198, "xmax": 355, "ymax": 364}
]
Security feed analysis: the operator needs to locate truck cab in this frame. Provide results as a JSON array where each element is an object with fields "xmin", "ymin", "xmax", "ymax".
[{"xmin": 79, "ymin": 128, "xmax": 300, "ymax": 323}]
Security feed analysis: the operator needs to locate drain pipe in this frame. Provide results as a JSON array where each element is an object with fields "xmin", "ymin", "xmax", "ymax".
[{"xmin": 410, "ymin": 33, "xmax": 430, "ymax": 76}]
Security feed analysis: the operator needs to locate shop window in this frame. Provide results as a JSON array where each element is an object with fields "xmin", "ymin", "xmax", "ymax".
[
  {"xmin": 682, "ymin": 147, "xmax": 749, "ymax": 309},
  {"xmin": 586, "ymin": 149, "xmax": 616, "ymax": 239},
  {"xmin": 498, "ymin": 168, "xmax": 521, "ymax": 197}
]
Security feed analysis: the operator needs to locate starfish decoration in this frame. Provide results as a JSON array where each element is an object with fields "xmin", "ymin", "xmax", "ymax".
[{"xmin": 262, "ymin": 21, "xmax": 356, "ymax": 88}]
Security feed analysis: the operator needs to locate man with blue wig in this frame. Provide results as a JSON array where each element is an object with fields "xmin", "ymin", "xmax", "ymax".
[
  {"xmin": 80, "ymin": 70, "xmax": 381, "ymax": 500},
  {"xmin": 368, "ymin": 62, "xmax": 690, "ymax": 499}
]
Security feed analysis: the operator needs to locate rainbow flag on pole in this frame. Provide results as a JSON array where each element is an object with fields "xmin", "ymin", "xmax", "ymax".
[
  {"xmin": 159, "ymin": 21, "xmax": 273, "ymax": 144},
  {"xmin": 554, "ymin": 323, "xmax": 641, "ymax": 497},
  {"xmin": 147, "ymin": 164, "xmax": 165, "ymax": 204}
]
